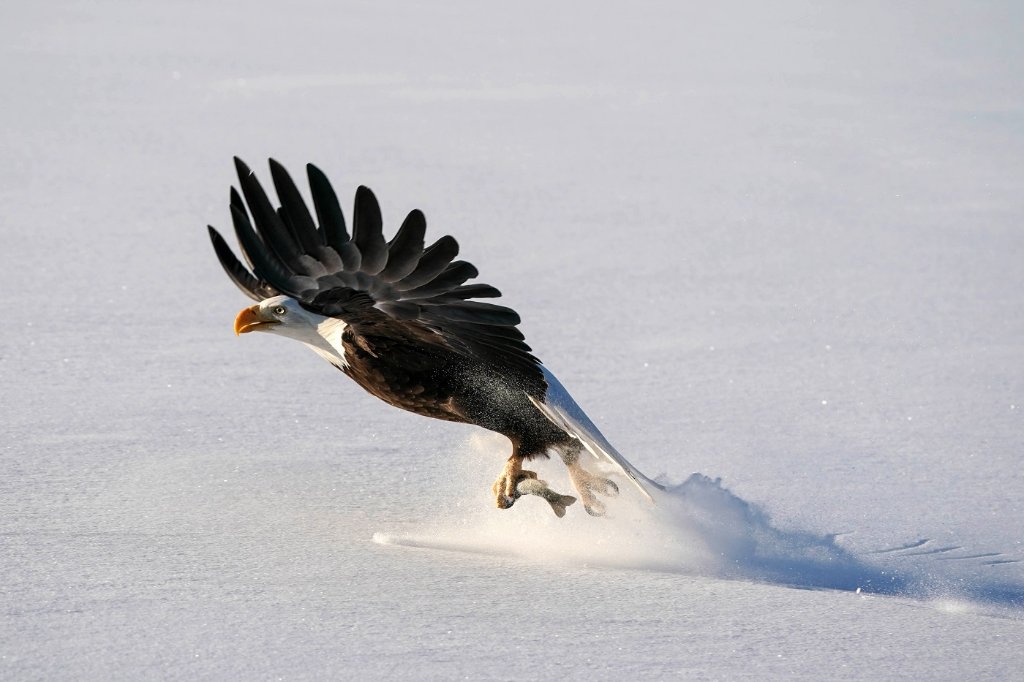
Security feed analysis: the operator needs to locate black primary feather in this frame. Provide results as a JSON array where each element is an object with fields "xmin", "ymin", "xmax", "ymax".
[
  {"xmin": 395, "ymin": 236, "xmax": 460, "ymax": 290},
  {"xmin": 207, "ymin": 226, "xmax": 278, "ymax": 301},
  {"xmin": 229, "ymin": 188, "xmax": 255, "ymax": 270},
  {"xmin": 307, "ymin": 163, "xmax": 360, "ymax": 271},
  {"xmin": 269, "ymin": 159, "xmax": 322, "ymax": 253},
  {"xmin": 430, "ymin": 301, "xmax": 521, "ymax": 326},
  {"xmin": 402, "ymin": 261, "xmax": 479, "ymax": 300},
  {"xmin": 379, "ymin": 209, "xmax": 426, "ymax": 282},
  {"xmin": 422, "ymin": 283, "xmax": 503, "ymax": 302},
  {"xmin": 352, "ymin": 186, "xmax": 388, "ymax": 275}
]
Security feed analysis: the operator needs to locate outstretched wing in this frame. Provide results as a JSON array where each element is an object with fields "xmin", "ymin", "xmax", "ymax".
[{"xmin": 207, "ymin": 157, "xmax": 543, "ymax": 392}]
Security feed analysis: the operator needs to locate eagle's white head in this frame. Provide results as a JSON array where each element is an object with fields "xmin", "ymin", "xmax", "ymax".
[{"xmin": 234, "ymin": 295, "xmax": 350, "ymax": 369}]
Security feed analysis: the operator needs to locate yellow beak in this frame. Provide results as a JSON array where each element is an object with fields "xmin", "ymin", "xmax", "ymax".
[{"xmin": 234, "ymin": 305, "xmax": 270, "ymax": 335}]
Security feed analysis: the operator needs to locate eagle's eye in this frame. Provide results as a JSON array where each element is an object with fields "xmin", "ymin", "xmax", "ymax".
[{"xmin": 273, "ymin": 306, "xmax": 286, "ymax": 316}]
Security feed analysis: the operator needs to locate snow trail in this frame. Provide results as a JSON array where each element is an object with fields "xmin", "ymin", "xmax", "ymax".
[{"xmin": 375, "ymin": 433, "xmax": 1024, "ymax": 612}]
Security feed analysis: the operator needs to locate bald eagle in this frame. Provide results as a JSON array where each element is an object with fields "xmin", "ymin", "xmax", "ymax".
[{"xmin": 208, "ymin": 158, "xmax": 659, "ymax": 516}]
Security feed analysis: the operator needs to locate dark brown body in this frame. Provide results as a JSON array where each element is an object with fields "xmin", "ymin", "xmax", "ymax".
[{"xmin": 340, "ymin": 324, "xmax": 572, "ymax": 460}]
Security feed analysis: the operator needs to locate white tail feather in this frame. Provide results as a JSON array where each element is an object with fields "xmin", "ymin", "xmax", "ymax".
[{"xmin": 532, "ymin": 366, "xmax": 663, "ymax": 503}]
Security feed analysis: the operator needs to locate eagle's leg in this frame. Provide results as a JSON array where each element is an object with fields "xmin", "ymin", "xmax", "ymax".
[
  {"xmin": 491, "ymin": 455, "xmax": 537, "ymax": 509},
  {"xmin": 559, "ymin": 443, "xmax": 620, "ymax": 516}
]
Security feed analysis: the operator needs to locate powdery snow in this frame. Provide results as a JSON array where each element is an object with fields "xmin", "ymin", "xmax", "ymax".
[{"xmin": 2, "ymin": 1, "xmax": 1022, "ymax": 678}]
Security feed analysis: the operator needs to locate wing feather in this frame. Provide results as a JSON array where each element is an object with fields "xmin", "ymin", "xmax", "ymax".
[
  {"xmin": 352, "ymin": 186, "xmax": 389, "ymax": 275},
  {"xmin": 307, "ymin": 163, "xmax": 361, "ymax": 271},
  {"xmin": 395, "ymin": 236, "xmax": 460, "ymax": 290},
  {"xmin": 400, "ymin": 261, "xmax": 478, "ymax": 300},
  {"xmin": 207, "ymin": 226, "xmax": 278, "ymax": 301},
  {"xmin": 229, "ymin": 188, "xmax": 255, "ymax": 270},
  {"xmin": 379, "ymin": 209, "xmax": 426, "ymax": 282},
  {"xmin": 306, "ymin": 162, "xmax": 348, "ymax": 247},
  {"xmin": 427, "ymin": 301, "xmax": 521, "ymax": 326},
  {"xmin": 269, "ymin": 159, "xmax": 322, "ymax": 252}
]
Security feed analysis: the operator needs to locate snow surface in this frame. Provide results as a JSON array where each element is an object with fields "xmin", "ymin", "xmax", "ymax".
[{"xmin": 3, "ymin": 0, "xmax": 1023, "ymax": 678}]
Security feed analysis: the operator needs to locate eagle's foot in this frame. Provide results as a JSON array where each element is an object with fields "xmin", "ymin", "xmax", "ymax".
[
  {"xmin": 492, "ymin": 458, "xmax": 537, "ymax": 509},
  {"xmin": 492, "ymin": 459, "xmax": 576, "ymax": 517},
  {"xmin": 566, "ymin": 462, "xmax": 620, "ymax": 517}
]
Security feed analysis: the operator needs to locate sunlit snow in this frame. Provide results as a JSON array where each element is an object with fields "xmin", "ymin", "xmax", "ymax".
[{"xmin": 2, "ymin": 0, "xmax": 1022, "ymax": 678}]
